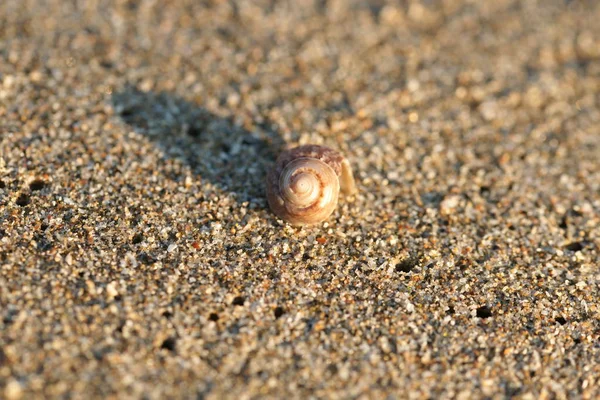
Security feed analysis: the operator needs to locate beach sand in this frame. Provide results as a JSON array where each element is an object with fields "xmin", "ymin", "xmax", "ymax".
[{"xmin": 1, "ymin": 0, "xmax": 599, "ymax": 398}]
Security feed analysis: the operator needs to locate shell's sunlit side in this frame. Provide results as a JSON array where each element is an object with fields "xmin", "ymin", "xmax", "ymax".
[{"xmin": 266, "ymin": 145, "xmax": 357, "ymax": 226}]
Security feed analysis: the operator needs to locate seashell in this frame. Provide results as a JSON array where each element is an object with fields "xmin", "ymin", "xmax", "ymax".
[{"xmin": 266, "ymin": 145, "xmax": 357, "ymax": 226}]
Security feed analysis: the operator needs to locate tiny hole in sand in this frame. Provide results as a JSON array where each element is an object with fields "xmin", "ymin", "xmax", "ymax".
[
  {"xmin": 564, "ymin": 242, "xmax": 584, "ymax": 252},
  {"xmin": 395, "ymin": 257, "xmax": 418, "ymax": 273},
  {"xmin": 232, "ymin": 296, "xmax": 245, "ymax": 306},
  {"xmin": 274, "ymin": 306, "xmax": 285, "ymax": 319},
  {"xmin": 476, "ymin": 306, "xmax": 492, "ymax": 319},
  {"xmin": 132, "ymin": 234, "xmax": 144, "ymax": 244},
  {"xmin": 160, "ymin": 337, "xmax": 177, "ymax": 352},
  {"xmin": 16, "ymin": 193, "xmax": 30, "ymax": 207},
  {"xmin": 29, "ymin": 179, "xmax": 47, "ymax": 191}
]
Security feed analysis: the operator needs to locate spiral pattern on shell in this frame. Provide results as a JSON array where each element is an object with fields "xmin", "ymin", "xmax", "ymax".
[{"xmin": 266, "ymin": 145, "xmax": 356, "ymax": 226}]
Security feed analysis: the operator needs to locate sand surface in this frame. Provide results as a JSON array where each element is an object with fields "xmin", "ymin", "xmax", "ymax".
[{"xmin": 1, "ymin": 0, "xmax": 600, "ymax": 398}]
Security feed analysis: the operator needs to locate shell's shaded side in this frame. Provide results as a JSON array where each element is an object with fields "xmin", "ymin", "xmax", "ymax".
[
  {"xmin": 266, "ymin": 145, "xmax": 353, "ymax": 226},
  {"xmin": 271, "ymin": 145, "xmax": 346, "ymax": 177}
]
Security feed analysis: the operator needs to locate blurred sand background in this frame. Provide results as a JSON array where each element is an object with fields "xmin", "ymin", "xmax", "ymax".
[{"xmin": 1, "ymin": 0, "xmax": 600, "ymax": 398}]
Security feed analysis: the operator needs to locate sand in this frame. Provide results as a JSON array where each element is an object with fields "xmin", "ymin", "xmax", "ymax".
[{"xmin": 1, "ymin": 0, "xmax": 599, "ymax": 398}]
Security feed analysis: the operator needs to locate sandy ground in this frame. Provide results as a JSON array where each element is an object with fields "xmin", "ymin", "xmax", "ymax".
[{"xmin": 1, "ymin": 0, "xmax": 600, "ymax": 398}]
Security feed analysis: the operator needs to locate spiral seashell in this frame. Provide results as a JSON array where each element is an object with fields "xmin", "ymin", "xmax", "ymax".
[{"xmin": 266, "ymin": 145, "xmax": 357, "ymax": 226}]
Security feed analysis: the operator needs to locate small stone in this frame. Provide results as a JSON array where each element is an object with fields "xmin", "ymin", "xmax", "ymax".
[
  {"xmin": 440, "ymin": 195, "xmax": 461, "ymax": 215},
  {"xmin": 4, "ymin": 379, "xmax": 23, "ymax": 400},
  {"xmin": 106, "ymin": 282, "xmax": 119, "ymax": 300}
]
